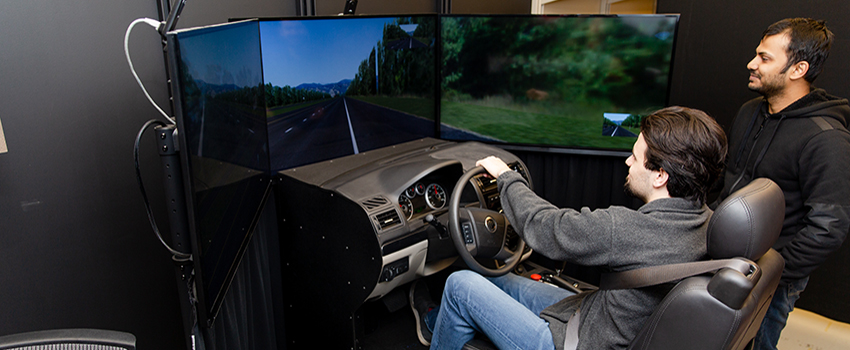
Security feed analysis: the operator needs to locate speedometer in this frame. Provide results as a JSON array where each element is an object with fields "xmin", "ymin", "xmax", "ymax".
[{"xmin": 424, "ymin": 183, "xmax": 447, "ymax": 209}]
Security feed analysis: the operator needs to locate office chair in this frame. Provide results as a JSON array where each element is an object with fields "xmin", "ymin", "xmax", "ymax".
[{"xmin": 0, "ymin": 328, "xmax": 136, "ymax": 350}]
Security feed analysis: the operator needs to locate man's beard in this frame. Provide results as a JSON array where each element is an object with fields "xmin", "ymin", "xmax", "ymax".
[
  {"xmin": 748, "ymin": 70, "xmax": 786, "ymax": 98},
  {"xmin": 623, "ymin": 177, "xmax": 646, "ymax": 202}
]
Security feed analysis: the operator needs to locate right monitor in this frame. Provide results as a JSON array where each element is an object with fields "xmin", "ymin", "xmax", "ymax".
[{"xmin": 439, "ymin": 14, "xmax": 679, "ymax": 153}]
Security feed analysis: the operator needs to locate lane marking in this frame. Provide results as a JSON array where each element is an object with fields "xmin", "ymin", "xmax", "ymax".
[
  {"xmin": 343, "ymin": 98, "xmax": 360, "ymax": 154},
  {"xmin": 285, "ymin": 127, "xmax": 293, "ymax": 134}
]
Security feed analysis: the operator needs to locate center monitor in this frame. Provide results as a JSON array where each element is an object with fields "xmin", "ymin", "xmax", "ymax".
[{"xmin": 259, "ymin": 15, "xmax": 439, "ymax": 171}]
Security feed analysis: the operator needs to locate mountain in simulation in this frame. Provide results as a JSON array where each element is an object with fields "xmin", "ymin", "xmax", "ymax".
[{"xmin": 295, "ymin": 79, "xmax": 352, "ymax": 97}]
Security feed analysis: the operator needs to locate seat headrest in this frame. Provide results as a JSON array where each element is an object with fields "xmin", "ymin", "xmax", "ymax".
[{"xmin": 707, "ymin": 178, "xmax": 784, "ymax": 260}]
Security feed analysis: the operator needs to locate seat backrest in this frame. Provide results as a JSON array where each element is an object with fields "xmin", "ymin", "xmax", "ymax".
[
  {"xmin": 706, "ymin": 178, "xmax": 785, "ymax": 262},
  {"xmin": 628, "ymin": 178, "xmax": 785, "ymax": 350},
  {"xmin": 0, "ymin": 328, "xmax": 136, "ymax": 350}
]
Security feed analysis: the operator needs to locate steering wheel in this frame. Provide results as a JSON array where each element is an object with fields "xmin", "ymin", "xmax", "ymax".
[{"xmin": 448, "ymin": 166, "xmax": 526, "ymax": 277}]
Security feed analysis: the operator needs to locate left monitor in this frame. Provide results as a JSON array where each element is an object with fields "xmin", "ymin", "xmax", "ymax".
[{"xmin": 167, "ymin": 20, "xmax": 272, "ymax": 326}]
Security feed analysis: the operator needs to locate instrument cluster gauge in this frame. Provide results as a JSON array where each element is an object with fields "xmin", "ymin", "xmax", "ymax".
[
  {"xmin": 399, "ymin": 195, "xmax": 413, "ymax": 219},
  {"xmin": 425, "ymin": 183, "xmax": 447, "ymax": 209},
  {"xmin": 404, "ymin": 186, "xmax": 416, "ymax": 199},
  {"xmin": 415, "ymin": 183, "xmax": 427, "ymax": 196}
]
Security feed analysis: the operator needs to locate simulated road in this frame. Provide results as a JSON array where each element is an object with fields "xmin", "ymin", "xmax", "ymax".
[
  {"xmin": 267, "ymin": 96, "xmax": 435, "ymax": 171},
  {"xmin": 602, "ymin": 124, "xmax": 637, "ymax": 137}
]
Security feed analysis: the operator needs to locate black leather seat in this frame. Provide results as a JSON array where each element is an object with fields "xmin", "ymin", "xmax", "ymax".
[
  {"xmin": 628, "ymin": 178, "xmax": 785, "ymax": 349},
  {"xmin": 463, "ymin": 178, "xmax": 785, "ymax": 350}
]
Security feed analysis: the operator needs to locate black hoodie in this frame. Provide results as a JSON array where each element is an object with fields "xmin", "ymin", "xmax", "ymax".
[{"xmin": 716, "ymin": 88, "xmax": 850, "ymax": 285}]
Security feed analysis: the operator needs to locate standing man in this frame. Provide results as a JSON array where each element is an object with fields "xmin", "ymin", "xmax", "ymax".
[
  {"xmin": 715, "ymin": 17, "xmax": 850, "ymax": 350},
  {"xmin": 411, "ymin": 106, "xmax": 728, "ymax": 349}
]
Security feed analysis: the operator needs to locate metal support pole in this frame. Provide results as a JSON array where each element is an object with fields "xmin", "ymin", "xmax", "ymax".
[{"xmin": 155, "ymin": 124, "xmax": 197, "ymax": 350}]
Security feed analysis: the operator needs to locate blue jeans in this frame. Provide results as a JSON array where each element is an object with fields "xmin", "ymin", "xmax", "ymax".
[
  {"xmin": 751, "ymin": 277, "xmax": 809, "ymax": 350},
  {"xmin": 428, "ymin": 270, "xmax": 576, "ymax": 350}
]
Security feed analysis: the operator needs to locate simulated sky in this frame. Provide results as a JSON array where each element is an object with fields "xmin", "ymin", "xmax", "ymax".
[{"xmin": 260, "ymin": 18, "xmax": 399, "ymax": 87}]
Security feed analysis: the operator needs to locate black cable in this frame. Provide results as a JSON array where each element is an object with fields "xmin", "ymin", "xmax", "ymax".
[{"xmin": 135, "ymin": 119, "xmax": 192, "ymax": 261}]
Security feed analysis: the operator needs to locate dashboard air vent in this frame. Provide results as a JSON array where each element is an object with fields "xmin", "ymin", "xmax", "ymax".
[
  {"xmin": 362, "ymin": 196, "xmax": 389, "ymax": 210},
  {"xmin": 375, "ymin": 209, "xmax": 401, "ymax": 230}
]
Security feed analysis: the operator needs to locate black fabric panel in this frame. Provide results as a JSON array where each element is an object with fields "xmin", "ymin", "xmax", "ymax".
[
  {"xmin": 513, "ymin": 150, "xmax": 641, "ymax": 211},
  {"xmin": 200, "ymin": 195, "xmax": 285, "ymax": 350}
]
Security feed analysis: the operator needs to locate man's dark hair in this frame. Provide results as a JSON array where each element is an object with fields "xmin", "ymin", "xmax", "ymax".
[
  {"xmin": 763, "ymin": 17, "xmax": 834, "ymax": 83},
  {"xmin": 640, "ymin": 106, "xmax": 727, "ymax": 206}
]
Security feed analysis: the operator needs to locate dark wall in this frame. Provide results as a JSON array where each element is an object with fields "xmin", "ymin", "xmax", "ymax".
[
  {"xmin": 0, "ymin": 1, "xmax": 293, "ymax": 349},
  {"xmin": 657, "ymin": 0, "xmax": 850, "ymax": 322},
  {"xmin": 316, "ymin": 0, "xmax": 438, "ymax": 15},
  {"xmin": 170, "ymin": 0, "xmax": 294, "ymax": 28},
  {"xmin": 449, "ymin": 0, "xmax": 531, "ymax": 14},
  {"xmin": 313, "ymin": 0, "xmax": 531, "ymax": 15}
]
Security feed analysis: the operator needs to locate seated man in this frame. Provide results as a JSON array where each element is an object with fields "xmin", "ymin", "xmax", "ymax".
[{"xmin": 410, "ymin": 106, "xmax": 728, "ymax": 350}]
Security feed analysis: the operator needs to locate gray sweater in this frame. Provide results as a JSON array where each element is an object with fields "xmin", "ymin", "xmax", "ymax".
[{"xmin": 497, "ymin": 171, "xmax": 711, "ymax": 350}]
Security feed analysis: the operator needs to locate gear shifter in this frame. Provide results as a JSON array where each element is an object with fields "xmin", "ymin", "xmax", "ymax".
[{"xmin": 424, "ymin": 214, "xmax": 449, "ymax": 239}]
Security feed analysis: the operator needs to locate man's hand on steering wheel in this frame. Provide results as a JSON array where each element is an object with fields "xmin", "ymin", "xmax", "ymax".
[{"xmin": 476, "ymin": 156, "xmax": 512, "ymax": 179}]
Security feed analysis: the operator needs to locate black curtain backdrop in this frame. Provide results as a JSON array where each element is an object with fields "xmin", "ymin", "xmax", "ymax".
[{"xmin": 200, "ymin": 196, "xmax": 285, "ymax": 350}]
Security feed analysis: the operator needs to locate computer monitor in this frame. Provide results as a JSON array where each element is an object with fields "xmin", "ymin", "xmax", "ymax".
[
  {"xmin": 258, "ymin": 15, "xmax": 439, "ymax": 171},
  {"xmin": 166, "ymin": 20, "xmax": 272, "ymax": 326},
  {"xmin": 439, "ymin": 14, "xmax": 680, "ymax": 154}
]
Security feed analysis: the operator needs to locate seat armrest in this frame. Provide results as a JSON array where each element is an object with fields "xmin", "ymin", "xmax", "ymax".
[{"xmin": 708, "ymin": 261, "xmax": 760, "ymax": 309}]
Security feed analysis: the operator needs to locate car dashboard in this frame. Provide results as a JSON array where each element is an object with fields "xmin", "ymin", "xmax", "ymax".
[
  {"xmin": 270, "ymin": 138, "xmax": 535, "ymax": 347},
  {"xmin": 274, "ymin": 138, "xmax": 530, "ymax": 317}
]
